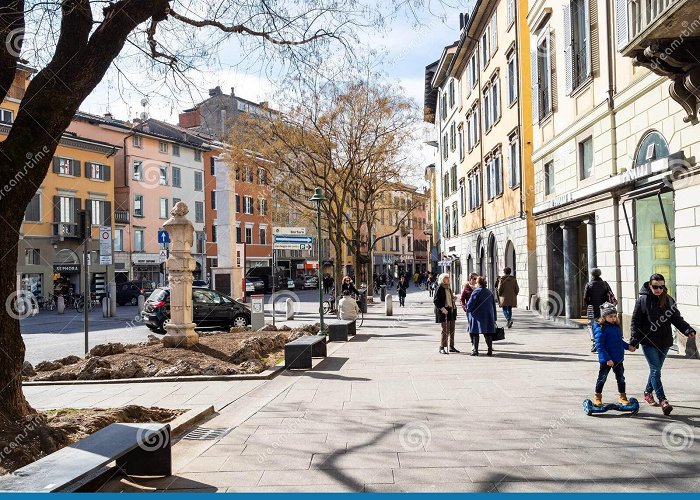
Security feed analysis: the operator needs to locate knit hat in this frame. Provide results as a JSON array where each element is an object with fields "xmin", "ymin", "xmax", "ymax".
[{"xmin": 600, "ymin": 302, "xmax": 617, "ymax": 317}]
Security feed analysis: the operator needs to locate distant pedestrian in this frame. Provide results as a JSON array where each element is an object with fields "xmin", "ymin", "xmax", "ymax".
[
  {"xmin": 323, "ymin": 274, "xmax": 331, "ymax": 294},
  {"xmin": 434, "ymin": 273, "xmax": 458, "ymax": 354},
  {"xmin": 338, "ymin": 289, "xmax": 360, "ymax": 321},
  {"xmin": 496, "ymin": 267, "xmax": 519, "ymax": 328},
  {"xmin": 466, "ymin": 276, "xmax": 497, "ymax": 356},
  {"xmin": 397, "ymin": 276, "xmax": 407, "ymax": 307},
  {"xmin": 584, "ymin": 268, "xmax": 617, "ymax": 353},
  {"xmin": 592, "ymin": 302, "xmax": 635, "ymax": 407},
  {"xmin": 460, "ymin": 273, "xmax": 478, "ymax": 344},
  {"xmin": 427, "ymin": 273, "xmax": 437, "ymax": 297},
  {"xmin": 630, "ymin": 273, "xmax": 696, "ymax": 415}
]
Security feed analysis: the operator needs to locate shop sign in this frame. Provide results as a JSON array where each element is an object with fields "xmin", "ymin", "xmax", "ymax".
[
  {"xmin": 132, "ymin": 254, "xmax": 159, "ymax": 264},
  {"xmin": 54, "ymin": 264, "xmax": 80, "ymax": 273}
]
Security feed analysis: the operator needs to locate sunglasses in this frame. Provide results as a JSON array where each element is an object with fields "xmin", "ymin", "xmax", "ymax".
[{"xmin": 651, "ymin": 284, "xmax": 665, "ymax": 290}]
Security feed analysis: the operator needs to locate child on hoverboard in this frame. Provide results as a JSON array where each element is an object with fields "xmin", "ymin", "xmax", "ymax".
[{"xmin": 592, "ymin": 302, "xmax": 636, "ymax": 406}]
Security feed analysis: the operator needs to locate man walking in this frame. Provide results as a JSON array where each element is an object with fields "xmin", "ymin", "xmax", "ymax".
[{"xmin": 496, "ymin": 267, "xmax": 519, "ymax": 328}]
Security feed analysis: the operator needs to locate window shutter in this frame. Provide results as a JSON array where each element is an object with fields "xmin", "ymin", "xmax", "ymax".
[
  {"xmin": 104, "ymin": 165, "xmax": 111, "ymax": 182},
  {"xmin": 53, "ymin": 196, "xmax": 61, "ymax": 223},
  {"xmin": 548, "ymin": 32, "xmax": 557, "ymax": 112},
  {"xmin": 564, "ymin": 4, "xmax": 573, "ymax": 95},
  {"xmin": 72, "ymin": 160, "xmax": 81, "ymax": 177},
  {"xmin": 530, "ymin": 50, "xmax": 540, "ymax": 123},
  {"xmin": 615, "ymin": 0, "xmax": 628, "ymax": 50},
  {"xmin": 583, "ymin": 0, "xmax": 592, "ymax": 79},
  {"xmin": 104, "ymin": 201, "xmax": 112, "ymax": 226},
  {"xmin": 52, "ymin": 158, "xmax": 60, "ymax": 174},
  {"xmin": 490, "ymin": 14, "xmax": 498, "ymax": 54},
  {"xmin": 74, "ymin": 197, "xmax": 82, "ymax": 227},
  {"xmin": 85, "ymin": 162, "xmax": 91, "ymax": 178}
]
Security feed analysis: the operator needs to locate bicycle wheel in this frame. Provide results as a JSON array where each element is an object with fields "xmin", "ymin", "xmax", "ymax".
[
  {"xmin": 358, "ymin": 309, "xmax": 364, "ymax": 328},
  {"xmin": 76, "ymin": 299, "xmax": 84, "ymax": 313}
]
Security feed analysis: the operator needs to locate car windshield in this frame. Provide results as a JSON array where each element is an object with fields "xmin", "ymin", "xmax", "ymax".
[
  {"xmin": 142, "ymin": 281, "xmax": 156, "ymax": 291},
  {"xmin": 147, "ymin": 288, "xmax": 168, "ymax": 302}
]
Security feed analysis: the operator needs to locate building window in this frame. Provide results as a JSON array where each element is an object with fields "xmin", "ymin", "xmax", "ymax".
[
  {"xmin": 0, "ymin": 108, "xmax": 13, "ymax": 124},
  {"xmin": 481, "ymin": 31, "xmax": 490, "ymax": 67},
  {"xmin": 483, "ymin": 87, "xmax": 491, "ymax": 131},
  {"xmin": 89, "ymin": 199, "xmax": 109, "ymax": 226},
  {"xmin": 194, "ymin": 171, "xmax": 203, "ymax": 191},
  {"xmin": 440, "ymin": 91, "xmax": 447, "ymax": 121},
  {"xmin": 172, "ymin": 166, "xmax": 181, "ymax": 187},
  {"xmin": 134, "ymin": 194, "xmax": 144, "ymax": 217},
  {"xmin": 160, "ymin": 198, "xmax": 169, "ymax": 219},
  {"xmin": 489, "ymin": 12, "xmax": 498, "ymax": 55},
  {"xmin": 566, "ymin": 0, "xmax": 591, "ymax": 93},
  {"xmin": 211, "ymin": 190, "xmax": 216, "ymax": 210},
  {"xmin": 57, "ymin": 196, "xmax": 76, "ymax": 223},
  {"xmin": 452, "ymin": 203, "xmax": 458, "ymax": 236},
  {"xmin": 579, "ymin": 136, "xmax": 594, "ymax": 179},
  {"xmin": 259, "ymin": 198, "xmax": 268, "ymax": 216},
  {"xmin": 491, "ymin": 74, "xmax": 501, "ymax": 124},
  {"xmin": 244, "ymin": 196, "xmax": 253, "ymax": 214},
  {"xmin": 443, "ymin": 173, "xmax": 450, "ymax": 199},
  {"xmin": 132, "ymin": 160, "xmax": 143, "ymax": 180},
  {"xmin": 132, "ymin": 135, "xmax": 143, "ymax": 148},
  {"xmin": 468, "ymin": 168, "xmax": 481, "ymax": 210},
  {"xmin": 235, "ymin": 194, "xmax": 241, "ymax": 213},
  {"xmin": 259, "ymin": 226, "xmax": 267, "ymax": 245},
  {"xmin": 172, "ymin": 144, "xmax": 180, "ymax": 157},
  {"xmin": 24, "ymin": 193, "xmax": 41, "ymax": 222},
  {"xmin": 173, "ymin": 197, "xmax": 181, "ymax": 206},
  {"xmin": 448, "ymin": 79, "xmax": 455, "ymax": 108},
  {"xmin": 544, "ymin": 161, "xmax": 555, "ymax": 195},
  {"xmin": 211, "ymin": 225, "xmax": 217, "ymax": 243},
  {"xmin": 134, "ymin": 229, "xmax": 144, "ymax": 251},
  {"xmin": 508, "ymin": 132, "xmax": 521, "ymax": 188},
  {"xmin": 450, "ymin": 123, "xmax": 456, "ymax": 151},
  {"xmin": 459, "ymin": 180, "xmax": 466, "ymax": 216},
  {"xmin": 159, "ymin": 165, "xmax": 168, "ymax": 185},
  {"xmin": 54, "ymin": 157, "xmax": 79, "ymax": 176},
  {"xmin": 533, "ymin": 34, "xmax": 553, "ymax": 121},
  {"xmin": 469, "ymin": 55, "xmax": 478, "ymax": 89},
  {"xmin": 236, "ymin": 226, "xmax": 242, "ymax": 243},
  {"xmin": 245, "ymin": 226, "xmax": 253, "ymax": 244},
  {"xmin": 159, "ymin": 141, "xmax": 168, "ymax": 154},
  {"xmin": 486, "ymin": 150, "xmax": 503, "ymax": 200},
  {"xmin": 258, "ymin": 168, "xmax": 268, "ymax": 185},
  {"xmin": 245, "ymin": 166, "xmax": 254, "ymax": 183},
  {"xmin": 458, "ymin": 124, "xmax": 465, "ymax": 162},
  {"xmin": 506, "ymin": 50, "xmax": 518, "ymax": 105},
  {"xmin": 194, "ymin": 150, "xmax": 202, "ymax": 162},
  {"xmin": 114, "ymin": 229, "xmax": 123, "ymax": 251},
  {"xmin": 195, "ymin": 201, "xmax": 204, "ymax": 223},
  {"xmin": 442, "ymin": 133, "xmax": 449, "ymax": 160},
  {"xmin": 507, "ymin": 0, "xmax": 516, "ymax": 26},
  {"xmin": 25, "ymin": 248, "xmax": 40, "ymax": 265},
  {"xmin": 444, "ymin": 210, "xmax": 451, "ymax": 239},
  {"xmin": 450, "ymin": 164, "xmax": 457, "ymax": 193}
]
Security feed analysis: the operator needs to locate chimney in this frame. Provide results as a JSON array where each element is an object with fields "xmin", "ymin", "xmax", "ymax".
[
  {"xmin": 104, "ymin": 112, "xmax": 113, "ymax": 121},
  {"xmin": 260, "ymin": 101, "xmax": 269, "ymax": 109},
  {"xmin": 459, "ymin": 12, "xmax": 469, "ymax": 30},
  {"xmin": 231, "ymin": 87, "xmax": 235, "ymax": 96},
  {"xmin": 208, "ymin": 86, "xmax": 223, "ymax": 97}
]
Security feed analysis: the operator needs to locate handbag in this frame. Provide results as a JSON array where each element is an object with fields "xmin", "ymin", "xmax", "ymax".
[
  {"xmin": 493, "ymin": 325, "xmax": 506, "ymax": 341},
  {"xmin": 606, "ymin": 283, "xmax": 618, "ymax": 306}
]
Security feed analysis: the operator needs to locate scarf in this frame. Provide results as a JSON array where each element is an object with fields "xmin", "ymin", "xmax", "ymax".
[{"xmin": 443, "ymin": 283, "xmax": 454, "ymax": 309}]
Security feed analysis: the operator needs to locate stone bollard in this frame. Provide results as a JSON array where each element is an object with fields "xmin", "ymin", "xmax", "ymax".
[
  {"xmin": 57, "ymin": 296, "xmax": 65, "ymax": 314},
  {"xmin": 162, "ymin": 201, "xmax": 198, "ymax": 347},
  {"xmin": 137, "ymin": 294, "xmax": 145, "ymax": 315},
  {"xmin": 285, "ymin": 298, "xmax": 295, "ymax": 320},
  {"xmin": 108, "ymin": 282, "xmax": 117, "ymax": 317},
  {"xmin": 385, "ymin": 294, "xmax": 393, "ymax": 316},
  {"xmin": 102, "ymin": 297, "xmax": 109, "ymax": 318}
]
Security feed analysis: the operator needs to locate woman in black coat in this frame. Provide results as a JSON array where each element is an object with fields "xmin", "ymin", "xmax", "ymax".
[
  {"xmin": 433, "ymin": 273, "xmax": 459, "ymax": 354},
  {"xmin": 397, "ymin": 276, "xmax": 407, "ymax": 307},
  {"xmin": 630, "ymin": 273, "xmax": 696, "ymax": 415}
]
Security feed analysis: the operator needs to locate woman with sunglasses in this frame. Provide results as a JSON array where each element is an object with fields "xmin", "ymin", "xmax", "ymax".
[
  {"xmin": 341, "ymin": 275, "xmax": 359, "ymax": 297},
  {"xmin": 630, "ymin": 273, "xmax": 696, "ymax": 415}
]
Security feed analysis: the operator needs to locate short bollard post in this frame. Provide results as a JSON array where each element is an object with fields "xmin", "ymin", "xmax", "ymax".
[
  {"xmin": 57, "ymin": 296, "xmax": 65, "ymax": 314},
  {"xmin": 385, "ymin": 295, "xmax": 393, "ymax": 316},
  {"xmin": 102, "ymin": 297, "xmax": 109, "ymax": 318},
  {"xmin": 380, "ymin": 285, "xmax": 386, "ymax": 302},
  {"xmin": 137, "ymin": 294, "xmax": 145, "ymax": 314},
  {"xmin": 285, "ymin": 298, "xmax": 295, "ymax": 320}
]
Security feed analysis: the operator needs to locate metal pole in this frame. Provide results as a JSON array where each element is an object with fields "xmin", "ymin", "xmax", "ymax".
[
  {"xmin": 317, "ymin": 202, "xmax": 324, "ymax": 335},
  {"xmin": 271, "ymin": 248, "xmax": 276, "ymax": 327},
  {"xmin": 83, "ymin": 214, "xmax": 90, "ymax": 355}
]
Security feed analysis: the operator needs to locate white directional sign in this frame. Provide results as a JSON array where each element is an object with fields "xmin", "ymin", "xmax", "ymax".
[
  {"xmin": 274, "ymin": 243, "xmax": 314, "ymax": 251},
  {"xmin": 273, "ymin": 226, "xmax": 306, "ymax": 235},
  {"xmin": 99, "ymin": 226, "xmax": 112, "ymax": 265},
  {"xmin": 273, "ymin": 234, "xmax": 313, "ymax": 251}
]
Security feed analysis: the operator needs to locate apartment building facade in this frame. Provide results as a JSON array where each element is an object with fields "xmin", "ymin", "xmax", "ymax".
[{"xmin": 527, "ymin": 0, "xmax": 700, "ymax": 337}]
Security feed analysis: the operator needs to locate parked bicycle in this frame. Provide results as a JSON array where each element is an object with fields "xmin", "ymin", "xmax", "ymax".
[
  {"xmin": 37, "ymin": 293, "xmax": 56, "ymax": 311},
  {"xmin": 75, "ymin": 292, "xmax": 100, "ymax": 313}
]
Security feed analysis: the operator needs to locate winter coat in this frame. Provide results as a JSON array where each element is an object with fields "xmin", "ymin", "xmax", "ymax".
[
  {"xmin": 460, "ymin": 284, "xmax": 474, "ymax": 313},
  {"xmin": 593, "ymin": 321, "xmax": 629, "ymax": 363},
  {"xmin": 341, "ymin": 282, "xmax": 358, "ymax": 296},
  {"xmin": 433, "ymin": 284, "xmax": 458, "ymax": 323},
  {"xmin": 630, "ymin": 282, "xmax": 695, "ymax": 349},
  {"xmin": 584, "ymin": 278, "xmax": 613, "ymax": 318},
  {"xmin": 397, "ymin": 280, "xmax": 407, "ymax": 297},
  {"xmin": 467, "ymin": 286, "xmax": 497, "ymax": 335},
  {"xmin": 497, "ymin": 275, "xmax": 519, "ymax": 308}
]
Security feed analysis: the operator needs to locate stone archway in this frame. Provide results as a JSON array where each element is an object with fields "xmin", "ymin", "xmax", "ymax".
[
  {"xmin": 504, "ymin": 240, "xmax": 516, "ymax": 277},
  {"xmin": 487, "ymin": 233, "xmax": 498, "ymax": 290}
]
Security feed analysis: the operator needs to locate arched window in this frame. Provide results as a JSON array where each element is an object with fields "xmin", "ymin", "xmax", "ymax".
[
  {"xmin": 504, "ymin": 241, "xmax": 516, "ymax": 277},
  {"xmin": 467, "ymin": 254, "xmax": 474, "ymax": 275},
  {"xmin": 634, "ymin": 131, "xmax": 669, "ymax": 167}
]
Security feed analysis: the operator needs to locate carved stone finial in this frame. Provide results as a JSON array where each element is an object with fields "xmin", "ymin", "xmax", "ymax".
[{"xmin": 171, "ymin": 201, "xmax": 189, "ymax": 217}]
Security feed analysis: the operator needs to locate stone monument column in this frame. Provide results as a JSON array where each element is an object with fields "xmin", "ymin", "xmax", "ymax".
[{"xmin": 162, "ymin": 202, "xmax": 198, "ymax": 348}]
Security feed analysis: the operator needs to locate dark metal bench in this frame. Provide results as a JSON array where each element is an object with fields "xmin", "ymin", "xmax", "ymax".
[
  {"xmin": 0, "ymin": 422, "xmax": 171, "ymax": 492},
  {"xmin": 285, "ymin": 335, "xmax": 327, "ymax": 369},
  {"xmin": 327, "ymin": 319, "xmax": 356, "ymax": 342}
]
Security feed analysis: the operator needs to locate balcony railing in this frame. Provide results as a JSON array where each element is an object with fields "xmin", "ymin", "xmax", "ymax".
[
  {"xmin": 114, "ymin": 209, "xmax": 129, "ymax": 224},
  {"xmin": 628, "ymin": 0, "xmax": 676, "ymax": 41},
  {"xmin": 52, "ymin": 222, "xmax": 79, "ymax": 239}
]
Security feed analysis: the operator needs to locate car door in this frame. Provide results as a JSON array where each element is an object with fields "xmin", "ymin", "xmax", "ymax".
[
  {"xmin": 192, "ymin": 289, "xmax": 216, "ymax": 327},
  {"xmin": 210, "ymin": 291, "xmax": 236, "ymax": 327}
]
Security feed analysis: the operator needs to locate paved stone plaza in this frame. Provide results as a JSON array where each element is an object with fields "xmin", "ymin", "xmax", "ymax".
[{"xmin": 24, "ymin": 290, "xmax": 700, "ymax": 492}]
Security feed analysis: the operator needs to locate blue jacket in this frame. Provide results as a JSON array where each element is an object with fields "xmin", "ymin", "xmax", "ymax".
[
  {"xmin": 466, "ymin": 286, "xmax": 497, "ymax": 335},
  {"xmin": 593, "ymin": 321, "xmax": 629, "ymax": 363}
]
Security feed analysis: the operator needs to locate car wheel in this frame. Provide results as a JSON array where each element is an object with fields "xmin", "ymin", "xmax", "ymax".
[
  {"xmin": 130, "ymin": 296, "xmax": 138, "ymax": 306},
  {"xmin": 231, "ymin": 314, "xmax": 249, "ymax": 328},
  {"xmin": 147, "ymin": 325, "xmax": 160, "ymax": 333},
  {"xmin": 159, "ymin": 317, "xmax": 171, "ymax": 333}
]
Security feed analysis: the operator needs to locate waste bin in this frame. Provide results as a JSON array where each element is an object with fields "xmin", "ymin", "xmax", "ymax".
[
  {"xmin": 380, "ymin": 285, "xmax": 386, "ymax": 302},
  {"xmin": 358, "ymin": 289, "xmax": 368, "ymax": 313}
]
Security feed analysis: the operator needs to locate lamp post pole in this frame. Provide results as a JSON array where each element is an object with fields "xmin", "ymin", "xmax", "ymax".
[{"xmin": 310, "ymin": 187, "xmax": 327, "ymax": 335}]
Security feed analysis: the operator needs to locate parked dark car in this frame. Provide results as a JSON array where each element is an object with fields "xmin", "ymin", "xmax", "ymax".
[
  {"xmin": 116, "ymin": 280, "xmax": 156, "ymax": 306},
  {"xmin": 192, "ymin": 280, "xmax": 208, "ymax": 287},
  {"xmin": 142, "ymin": 287, "xmax": 251, "ymax": 333},
  {"xmin": 244, "ymin": 276, "xmax": 266, "ymax": 295},
  {"xmin": 244, "ymin": 266, "xmax": 286, "ymax": 293},
  {"xmin": 300, "ymin": 275, "xmax": 319, "ymax": 290}
]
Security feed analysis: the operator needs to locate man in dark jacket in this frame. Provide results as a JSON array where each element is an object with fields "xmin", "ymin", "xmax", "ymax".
[
  {"xmin": 630, "ymin": 274, "xmax": 696, "ymax": 415},
  {"xmin": 584, "ymin": 268, "xmax": 615, "ymax": 353},
  {"xmin": 496, "ymin": 268, "xmax": 519, "ymax": 328}
]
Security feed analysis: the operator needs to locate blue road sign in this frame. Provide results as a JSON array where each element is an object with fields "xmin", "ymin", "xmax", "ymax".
[
  {"xmin": 273, "ymin": 235, "xmax": 313, "ymax": 244},
  {"xmin": 158, "ymin": 230, "xmax": 170, "ymax": 244}
]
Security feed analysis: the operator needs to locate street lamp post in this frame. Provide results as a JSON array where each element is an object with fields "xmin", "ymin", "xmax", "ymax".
[
  {"xmin": 310, "ymin": 187, "xmax": 327, "ymax": 335},
  {"xmin": 423, "ymin": 225, "xmax": 433, "ymax": 274}
]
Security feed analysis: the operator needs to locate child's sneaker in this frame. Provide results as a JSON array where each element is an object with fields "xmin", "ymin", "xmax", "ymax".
[
  {"xmin": 643, "ymin": 392, "xmax": 659, "ymax": 406},
  {"xmin": 660, "ymin": 399, "xmax": 673, "ymax": 416},
  {"xmin": 618, "ymin": 393, "xmax": 630, "ymax": 405},
  {"xmin": 594, "ymin": 393, "xmax": 603, "ymax": 406}
]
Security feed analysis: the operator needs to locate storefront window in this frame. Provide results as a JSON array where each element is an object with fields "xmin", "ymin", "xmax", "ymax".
[{"xmin": 635, "ymin": 192, "xmax": 675, "ymax": 296}]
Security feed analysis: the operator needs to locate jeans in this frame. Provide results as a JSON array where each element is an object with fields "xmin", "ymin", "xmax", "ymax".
[
  {"xmin": 595, "ymin": 361, "xmax": 625, "ymax": 394},
  {"xmin": 440, "ymin": 319, "xmax": 456, "ymax": 349},
  {"xmin": 502, "ymin": 306, "xmax": 513, "ymax": 321},
  {"xmin": 642, "ymin": 344, "xmax": 670, "ymax": 401}
]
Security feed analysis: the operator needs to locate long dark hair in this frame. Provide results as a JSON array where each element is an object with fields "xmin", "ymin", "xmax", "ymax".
[{"xmin": 649, "ymin": 273, "xmax": 668, "ymax": 310}]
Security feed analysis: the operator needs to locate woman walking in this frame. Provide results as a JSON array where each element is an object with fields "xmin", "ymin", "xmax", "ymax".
[
  {"xmin": 433, "ymin": 273, "xmax": 459, "ymax": 354},
  {"xmin": 460, "ymin": 273, "xmax": 478, "ymax": 345},
  {"xmin": 397, "ymin": 275, "xmax": 407, "ymax": 307},
  {"xmin": 630, "ymin": 273, "xmax": 696, "ymax": 415},
  {"xmin": 466, "ymin": 276, "xmax": 497, "ymax": 356}
]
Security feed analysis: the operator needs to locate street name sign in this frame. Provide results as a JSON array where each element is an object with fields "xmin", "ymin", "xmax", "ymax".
[{"xmin": 273, "ymin": 227, "xmax": 306, "ymax": 235}]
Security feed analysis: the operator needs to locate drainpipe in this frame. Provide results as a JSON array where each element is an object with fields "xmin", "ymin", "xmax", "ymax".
[
  {"xmin": 477, "ymin": 46, "xmax": 486, "ymax": 231},
  {"xmin": 513, "ymin": 0, "xmax": 525, "ymax": 220}
]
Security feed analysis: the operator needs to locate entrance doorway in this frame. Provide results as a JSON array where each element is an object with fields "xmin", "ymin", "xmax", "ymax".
[{"xmin": 487, "ymin": 234, "xmax": 498, "ymax": 290}]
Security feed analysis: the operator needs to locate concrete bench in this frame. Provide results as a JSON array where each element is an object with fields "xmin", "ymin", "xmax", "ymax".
[
  {"xmin": 0, "ymin": 422, "xmax": 171, "ymax": 492},
  {"xmin": 285, "ymin": 335, "xmax": 327, "ymax": 370},
  {"xmin": 327, "ymin": 319, "xmax": 356, "ymax": 342}
]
